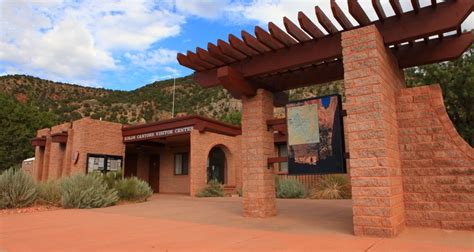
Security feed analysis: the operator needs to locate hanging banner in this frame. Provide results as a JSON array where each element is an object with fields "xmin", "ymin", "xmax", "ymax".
[{"xmin": 286, "ymin": 94, "xmax": 346, "ymax": 174}]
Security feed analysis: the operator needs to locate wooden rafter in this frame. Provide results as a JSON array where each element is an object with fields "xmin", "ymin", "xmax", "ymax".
[
  {"xmin": 372, "ymin": 0, "xmax": 387, "ymax": 22},
  {"xmin": 298, "ymin": 11, "xmax": 324, "ymax": 39},
  {"xmin": 207, "ymin": 43, "xmax": 234, "ymax": 64},
  {"xmin": 187, "ymin": 51, "xmax": 214, "ymax": 69},
  {"xmin": 411, "ymin": 0, "xmax": 420, "ymax": 13},
  {"xmin": 315, "ymin": 6, "xmax": 338, "ymax": 34},
  {"xmin": 255, "ymin": 26, "xmax": 285, "ymax": 50},
  {"xmin": 217, "ymin": 39, "xmax": 246, "ymax": 60},
  {"xmin": 283, "ymin": 17, "xmax": 311, "ymax": 42},
  {"xmin": 241, "ymin": 30, "xmax": 271, "ymax": 53},
  {"xmin": 348, "ymin": 0, "xmax": 371, "ymax": 25},
  {"xmin": 196, "ymin": 47, "xmax": 224, "ymax": 66},
  {"xmin": 228, "ymin": 34, "xmax": 259, "ymax": 57},
  {"xmin": 331, "ymin": 0, "xmax": 353, "ymax": 30},
  {"xmin": 389, "ymin": 0, "xmax": 403, "ymax": 17},
  {"xmin": 268, "ymin": 22, "xmax": 297, "ymax": 46}
]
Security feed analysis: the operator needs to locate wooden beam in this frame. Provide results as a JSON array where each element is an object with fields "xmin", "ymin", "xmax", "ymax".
[
  {"xmin": 268, "ymin": 157, "xmax": 288, "ymax": 164},
  {"xmin": 217, "ymin": 66, "xmax": 256, "ymax": 99},
  {"xmin": 255, "ymin": 26, "xmax": 285, "ymax": 50},
  {"xmin": 195, "ymin": 33, "xmax": 342, "ymax": 87},
  {"xmin": 229, "ymin": 34, "xmax": 259, "ymax": 57},
  {"xmin": 348, "ymin": 0, "xmax": 371, "ymax": 25},
  {"xmin": 207, "ymin": 43, "xmax": 235, "ymax": 64},
  {"xmin": 273, "ymin": 91, "xmax": 289, "ymax": 107},
  {"xmin": 283, "ymin": 17, "xmax": 311, "ymax": 43},
  {"xmin": 372, "ymin": 0, "xmax": 387, "ymax": 22},
  {"xmin": 187, "ymin": 51, "xmax": 215, "ymax": 69},
  {"xmin": 411, "ymin": 0, "xmax": 420, "ymax": 13},
  {"xmin": 394, "ymin": 32, "xmax": 473, "ymax": 68},
  {"xmin": 218, "ymin": 39, "xmax": 247, "ymax": 60},
  {"xmin": 268, "ymin": 21, "xmax": 298, "ymax": 46},
  {"xmin": 379, "ymin": 0, "xmax": 473, "ymax": 44},
  {"xmin": 252, "ymin": 61, "xmax": 344, "ymax": 92},
  {"xmin": 331, "ymin": 0, "xmax": 354, "ymax": 30},
  {"xmin": 177, "ymin": 53, "xmax": 205, "ymax": 71},
  {"xmin": 196, "ymin": 47, "xmax": 224, "ymax": 66},
  {"xmin": 241, "ymin": 30, "xmax": 272, "ymax": 53},
  {"xmin": 316, "ymin": 6, "xmax": 338, "ymax": 34},
  {"xmin": 389, "ymin": 0, "xmax": 403, "ymax": 17},
  {"xmin": 189, "ymin": 1, "xmax": 473, "ymax": 87},
  {"xmin": 298, "ymin": 11, "xmax": 324, "ymax": 39}
]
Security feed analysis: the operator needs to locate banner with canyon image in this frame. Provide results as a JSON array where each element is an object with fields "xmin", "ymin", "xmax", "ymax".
[{"xmin": 286, "ymin": 94, "xmax": 346, "ymax": 174}]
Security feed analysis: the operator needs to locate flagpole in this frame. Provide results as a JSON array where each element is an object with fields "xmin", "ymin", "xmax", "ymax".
[{"xmin": 172, "ymin": 77, "xmax": 176, "ymax": 118}]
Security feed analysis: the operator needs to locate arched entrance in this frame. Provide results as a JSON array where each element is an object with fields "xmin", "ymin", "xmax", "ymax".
[{"xmin": 207, "ymin": 146, "xmax": 226, "ymax": 184}]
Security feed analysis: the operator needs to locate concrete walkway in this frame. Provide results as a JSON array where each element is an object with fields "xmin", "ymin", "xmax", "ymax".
[{"xmin": 1, "ymin": 194, "xmax": 473, "ymax": 251}]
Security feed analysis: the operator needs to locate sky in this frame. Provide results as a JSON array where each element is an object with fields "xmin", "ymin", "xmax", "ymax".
[{"xmin": 0, "ymin": 0, "xmax": 473, "ymax": 91}]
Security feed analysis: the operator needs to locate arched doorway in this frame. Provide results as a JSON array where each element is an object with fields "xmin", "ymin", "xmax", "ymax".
[{"xmin": 207, "ymin": 146, "xmax": 226, "ymax": 184}]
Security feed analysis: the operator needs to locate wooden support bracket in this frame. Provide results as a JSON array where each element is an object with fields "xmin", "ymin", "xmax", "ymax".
[{"xmin": 217, "ymin": 66, "xmax": 256, "ymax": 99}]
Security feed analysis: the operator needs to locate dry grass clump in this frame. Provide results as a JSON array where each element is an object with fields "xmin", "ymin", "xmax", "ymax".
[{"xmin": 309, "ymin": 175, "xmax": 351, "ymax": 199}]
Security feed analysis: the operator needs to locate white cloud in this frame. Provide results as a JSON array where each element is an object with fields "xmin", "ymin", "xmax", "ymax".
[
  {"xmin": 175, "ymin": 0, "xmax": 230, "ymax": 19},
  {"xmin": 125, "ymin": 48, "xmax": 178, "ymax": 69},
  {"xmin": 0, "ymin": 0, "xmax": 185, "ymax": 84}
]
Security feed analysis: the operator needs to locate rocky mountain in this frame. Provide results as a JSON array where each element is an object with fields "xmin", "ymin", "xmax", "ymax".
[{"xmin": 0, "ymin": 74, "xmax": 343, "ymax": 126}]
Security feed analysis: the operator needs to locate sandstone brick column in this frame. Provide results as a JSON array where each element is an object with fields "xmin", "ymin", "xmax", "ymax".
[
  {"xmin": 241, "ymin": 89, "xmax": 276, "ymax": 217},
  {"xmin": 342, "ymin": 25, "xmax": 406, "ymax": 237}
]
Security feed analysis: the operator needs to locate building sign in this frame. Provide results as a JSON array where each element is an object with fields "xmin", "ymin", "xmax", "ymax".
[
  {"xmin": 286, "ymin": 94, "xmax": 346, "ymax": 175},
  {"xmin": 123, "ymin": 126, "xmax": 193, "ymax": 142}
]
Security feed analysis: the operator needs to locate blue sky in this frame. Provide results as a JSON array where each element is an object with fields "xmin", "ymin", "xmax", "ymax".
[{"xmin": 1, "ymin": 0, "xmax": 473, "ymax": 91}]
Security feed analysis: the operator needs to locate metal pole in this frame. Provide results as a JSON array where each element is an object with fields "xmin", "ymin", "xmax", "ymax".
[{"xmin": 172, "ymin": 77, "xmax": 176, "ymax": 118}]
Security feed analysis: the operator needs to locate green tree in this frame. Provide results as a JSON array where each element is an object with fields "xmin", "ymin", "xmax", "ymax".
[
  {"xmin": 0, "ymin": 94, "xmax": 56, "ymax": 171},
  {"xmin": 405, "ymin": 44, "xmax": 473, "ymax": 146}
]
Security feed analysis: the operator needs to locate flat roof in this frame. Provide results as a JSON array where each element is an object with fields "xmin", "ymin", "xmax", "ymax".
[{"xmin": 122, "ymin": 115, "xmax": 241, "ymax": 143}]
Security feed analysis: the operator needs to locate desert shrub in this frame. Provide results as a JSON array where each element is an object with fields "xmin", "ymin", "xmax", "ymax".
[
  {"xmin": 236, "ymin": 187, "xmax": 243, "ymax": 197},
  {"xmin": 196, "ymin": 180, "xmax": 224, "ymax": 197},
  {"xmin": 37, "ymin": 180, "xmax": 62, "ymax": 206},
  {"xmin": 309, "ymin": 174, "xmax": 351, "ymax": 200},
  {"xmin": 101, "ymin": 172, "xmax": 122, "ymax": 189},
  {"xmin": 275, "ymin": 177, "xmax": 306, "ymax": 199},
  {"xmin": 114, "ymin": 177, "xmax": 153, "ymax": 202},
  {"xmin": 60, "ymin": 173, "xmax": 119, "ymax": 208},
  {"xmin": 0, "ymin": 167, "xmax": 38, "ymax": 209}
]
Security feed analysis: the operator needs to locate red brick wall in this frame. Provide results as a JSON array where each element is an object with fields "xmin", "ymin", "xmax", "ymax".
[
  {"xmin": 342, "ymin": 25, "xmax": 406, "ymax": 237},
  {"xmin": 190, "ymin": 130, "xmax": 241, "ymax": 196},
  {"xmin": 33, "ymin": 118, "xmax": 124, "ymax": 181},
  {"xmin": 241, "ymin": 89, "xmax": 277, "ymax": 217},
  {"xmin": 49, "ymin": 123, "xmax": 71, "ymax": 179},
  {"xmin": 159, "ymin": 145, "xmax": 191, "ymax": 194},
  {"xmin": 69, "ymin": 118, "xmax": 124, "ymax": 174},
  {"xmin": 398, "ymin": 84, "xmax": 474, "ymax": 231}
]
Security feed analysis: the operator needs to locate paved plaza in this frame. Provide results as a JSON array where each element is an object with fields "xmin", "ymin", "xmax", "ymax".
[{"xmin": 1, "ymin": 195, "xmax": 473, "ymax": 251}]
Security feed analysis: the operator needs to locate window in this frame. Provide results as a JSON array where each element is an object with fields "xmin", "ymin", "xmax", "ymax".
[
  {"xmin": 87, "ymin": 154, "xmax": 122, "ymax": 174},
  {"xmin": 174, "ymin": 153, "xmax": 189, "ymax": 175},
  {"xmin": 277, "ymin": 144, "xmax": 288, "ymax": 173}
]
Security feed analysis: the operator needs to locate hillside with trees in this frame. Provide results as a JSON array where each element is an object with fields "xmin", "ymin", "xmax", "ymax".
[{"xmin": 0, "ymin": 44, "xmax": 472, "ymax": 170}]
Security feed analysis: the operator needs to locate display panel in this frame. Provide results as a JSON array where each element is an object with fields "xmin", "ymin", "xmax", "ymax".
[{"xmin": 286, "ymin": 94, "xmax": 346, "ymax": 174}]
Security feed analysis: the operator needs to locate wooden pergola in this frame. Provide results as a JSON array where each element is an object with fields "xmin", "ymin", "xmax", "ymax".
[{"xmin": 177, "ymin": 0, "xmax": 473, "ymax": 98}]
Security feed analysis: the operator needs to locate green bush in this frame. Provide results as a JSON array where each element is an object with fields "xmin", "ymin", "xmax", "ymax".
[
  {"xmin": 309, "ymin": 174, "xmax": 351, "ymax": 200},
  {"xmin": 37, "ymin": 180, "xmax": 62, "ymax": 206},
  {"xmin": 60, "ymin": 173, "xmax": 119, "ymax": 208},
  {"xmin": 275, "ymin": 177, "xmax": 307, "ymax": 199},
  {"xmin": 196, "ymin": 180, "xmax": 224, "ymax": 197},
  {"xmin": 114, "ymin": 177, "xmax": 153, "ymax": 202},
  {"xmin": 0, "ymin": 167, "xmax": 38, "ymax": 209},
  {"xmin": 101, "ymin": 172, "xmax": 122, "ymax": 189}
]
